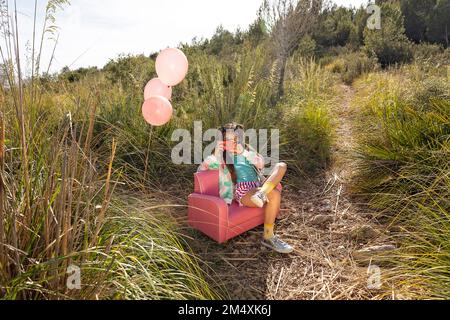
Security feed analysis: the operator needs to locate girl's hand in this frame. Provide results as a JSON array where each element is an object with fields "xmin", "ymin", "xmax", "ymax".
[
  {"xmin": 214, "ymin": 141, "xmax": 225, "ymax": 159},
  {"xmin": 235, "ymin": 144, "xmax": 244, "ymax": 155}
]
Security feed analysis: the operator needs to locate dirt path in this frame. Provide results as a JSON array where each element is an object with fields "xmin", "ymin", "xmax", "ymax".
[{"xmin": 176, "ymin": 84, "xmax": 387, "ymax": 299}]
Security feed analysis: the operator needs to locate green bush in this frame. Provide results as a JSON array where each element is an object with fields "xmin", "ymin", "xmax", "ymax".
[
  {"xmin": 59, "ymin": 66, "xmax": 99, "ymax": 83},
  {"xmin": 92, "ymin": 200, "xmax": 223, "ymax": 300},
  {"xmin": 296, "ymin": 35, "xmax": 317, "ymax": 58},
  {"xmin": 103, "ymin": 54, "xmax": 155, "ymax": 91},
  {"xmin": 364, "ymin": 4, "xmax": 413, "ymax": 67},
  {"xmin": 282, "ymin": 59, "xmax": 335, "ymax": 174},
  {"xmin": 411, "ymin": 44, "xmax": 450, "ymax": 73},
  {"xmin": 412, "ymin": 43, "xmax": 444, "ymax": 61},
  {"xmin": 413, "ymin": 77, "xmax": 450, "ymax": 107},
  {"xmin": 284, "ymin": 102, "xmax": 333, "ymax": 173},
  {"xmin": 313, "ymin": 6, "xmax": 358, "ymax": 48},
  {"xmin": 327, "ymin": 51, "xmax": 379, "ymax": 84}
]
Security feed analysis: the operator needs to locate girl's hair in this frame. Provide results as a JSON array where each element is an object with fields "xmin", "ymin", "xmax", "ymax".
[{"xmin": 218, "ymin": 122, "xmax": 253, "ymax": 184}]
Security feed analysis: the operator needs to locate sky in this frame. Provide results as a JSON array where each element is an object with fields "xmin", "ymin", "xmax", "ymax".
[{"xmin": 10, "ymin": 0, "xmax": 369, "ymax": 74}]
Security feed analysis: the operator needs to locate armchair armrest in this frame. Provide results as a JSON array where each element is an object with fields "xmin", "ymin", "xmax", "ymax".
[{"xmin": 188, "ymin": 193, "xmax": 229, "ymax": 243}]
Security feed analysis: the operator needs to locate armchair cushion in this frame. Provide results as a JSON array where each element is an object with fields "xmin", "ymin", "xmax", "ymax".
[{"xmin": 227, "ymin": 202, "xmax": 266, "ymax": 227}]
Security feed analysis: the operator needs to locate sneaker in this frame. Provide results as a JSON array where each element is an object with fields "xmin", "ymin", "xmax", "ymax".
[
  {"xmin": 261, "ymin": 236, "xmax": 294, "ymax": 254},
  {"xmin": 250, "ymin": 191, "xmax": 267, "ymax": 208}
]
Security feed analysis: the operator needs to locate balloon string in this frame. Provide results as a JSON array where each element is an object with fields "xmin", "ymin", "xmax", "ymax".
[{"xmin": 143, "ymin": 126, "xmax": 154, "ymax": 184}]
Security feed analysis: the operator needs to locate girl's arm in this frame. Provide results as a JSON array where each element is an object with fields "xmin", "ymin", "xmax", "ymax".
[
  {"xmin": 197, "ymin": 154, "xmax": 220, "ymax": 172},
  {"xmin": 238, "ymin": 144, "xmax": 265, "ymax": 170},
  {"xmin": 198, "ymin": 141, "xmax": 224, "ymax": 172}
]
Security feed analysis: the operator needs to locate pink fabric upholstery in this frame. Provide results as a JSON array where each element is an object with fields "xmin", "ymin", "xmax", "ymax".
[
  {"xmin": 188, "ymin": 171, "xmax": 282, "ymax": 244},
  {"xmin": 194, "ymin": 170, "xmax": 219, "ymax": 197}
]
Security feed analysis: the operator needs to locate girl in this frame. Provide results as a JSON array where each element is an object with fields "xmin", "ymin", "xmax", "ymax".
[{"xmin": 198, "ymin": 123, "xmax": 293, "ymax": 254}]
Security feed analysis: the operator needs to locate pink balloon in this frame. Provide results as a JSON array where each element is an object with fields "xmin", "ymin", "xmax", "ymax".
[
  {"xmin": 155, "ymin": 48, "xmax": 189, "ymax": 86},
  {"xmin": 142, "ymin": 96, "xmax": 173, "ymax": 126},
  {"xmin": 144, "ymin": 78, "xmax": 172, "ymax": 100}
]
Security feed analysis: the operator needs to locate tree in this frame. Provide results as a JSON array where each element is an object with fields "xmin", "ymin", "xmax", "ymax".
[
  {"xmin": 260, "ymin": 0, "xmax": 323, "ymax": 98},
  {"xmin": 401, "ymin": 0, "xmax": 449, "ymax": 46},
  {"xmin": 427, "ymin": 0, "xmax": 450, "ymax": 46},
  {"xmin": 103, "ymin": 54, "xmax": 154, "ymax": 88},
  {"xmin": 364, "ymin": 3, "xmax": 413, "ymax": 67},
  {"xmin": 208, "ymin": 25, "xmax": 243, "ymax": 56},
  {"xmin": 245, "ymin": 18, "xmax": 269, "ymax": 47},
  {"xmin": 401, "ymin": 0, "xmax": 435, "ymax": 43},
  {"xmin": 59, "ymin": 66, "xmax": 99, "ymax": 83},
  {"xmin": 352, "ymin": 6, "xmax": 370, "ymax": 47},
  {"xmin": 313, "ymin": 6, "xmax": 356, "ymax": 47}
]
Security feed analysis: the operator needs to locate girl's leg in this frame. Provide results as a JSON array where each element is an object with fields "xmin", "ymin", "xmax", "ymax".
[
  {"xmin": 239, "ymin": 188, "xmax": 260, "ymax": 208},
  {"xmin": 241, "ymin": 162, "xmax": 287, "ymax": 220},
  {"xmin": 261, "ymin": 189, "xmax": 281, "ymax": 239},
  {"xmin": 240, "ymin": 188, "xmax": 282, "ymax": 224},
  {"xmin": 240, "ymin": 188, "xmax": 281, "ymax": 239},
  {"xmin": 240, "ymin": 163, "xmax": 293, "ymax": 253},
  {"xmin": 250, "ymin": 162, "xmax": 287, "ymax": 208},
  {"xmin": 241, "ymin": 188, "xmax": 292, "ymax": 253},
  {"xmin": 259, "ymin": 162, "xmax": 287, "ymax": 196}
]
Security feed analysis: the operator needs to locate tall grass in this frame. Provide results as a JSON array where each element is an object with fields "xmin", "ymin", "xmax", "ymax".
[
  {"xmin": 324, "ymin": 51, "xmax": 379, "ymax": 85},
  {"xmin": 68, "ymin": 45, "xmax": 283, "ymax": 188},
  {"xmin": 39, "ymin": 35, "xmax": 337, "ymax": 186},
  {"xmin": 352, "ymin": 67, "xmax": 449, "ymax": 299},
  {"xmin": 281, "ymin": 57, "xmax": 336, "ymax": 174},
  {"xmin": 92, "ymin": 199, "xmax": 222, "ymax": 300},
  {"xmin": 0, "ymin": 0, "xmax": 219, "ymax": 300}
]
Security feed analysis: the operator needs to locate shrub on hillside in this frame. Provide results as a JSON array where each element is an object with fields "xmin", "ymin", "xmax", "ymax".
[
  {"xmin": 285, "ymin": 103, "xmax": 333, "ymax": 173},
  {"xmin": 411, "ymin": 43, "xmax": 450, "ymax": 73},
  {"xmin": 282, "ymin": 59, "xmax": 335, "ymax": 174},
  {"xmin": 412, "ymin": 43, "xmax": 445, "ymax": 61},
  {"xmin": 296, "ymin": 35, "xmax": 317, "ymax": 58},
  {"xmin": 103, "ymin": 54, "xmax": 154, "ymax": 91},
  {"xmin": 413, "ymin": 77, "xmax": 450, "ymax": 108},
  {"xmin": 326, "ymin": 51, "xmax": 379, "ymax": 84},
  {"xmin": 364, "ymin": 4, "xmax": 413, "ymax": 67}
]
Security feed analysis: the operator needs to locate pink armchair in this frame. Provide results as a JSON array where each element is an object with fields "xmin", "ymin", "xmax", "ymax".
[{"xmin": 188, "ymin": 170, "xmax": 281, "ymax": 244}]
